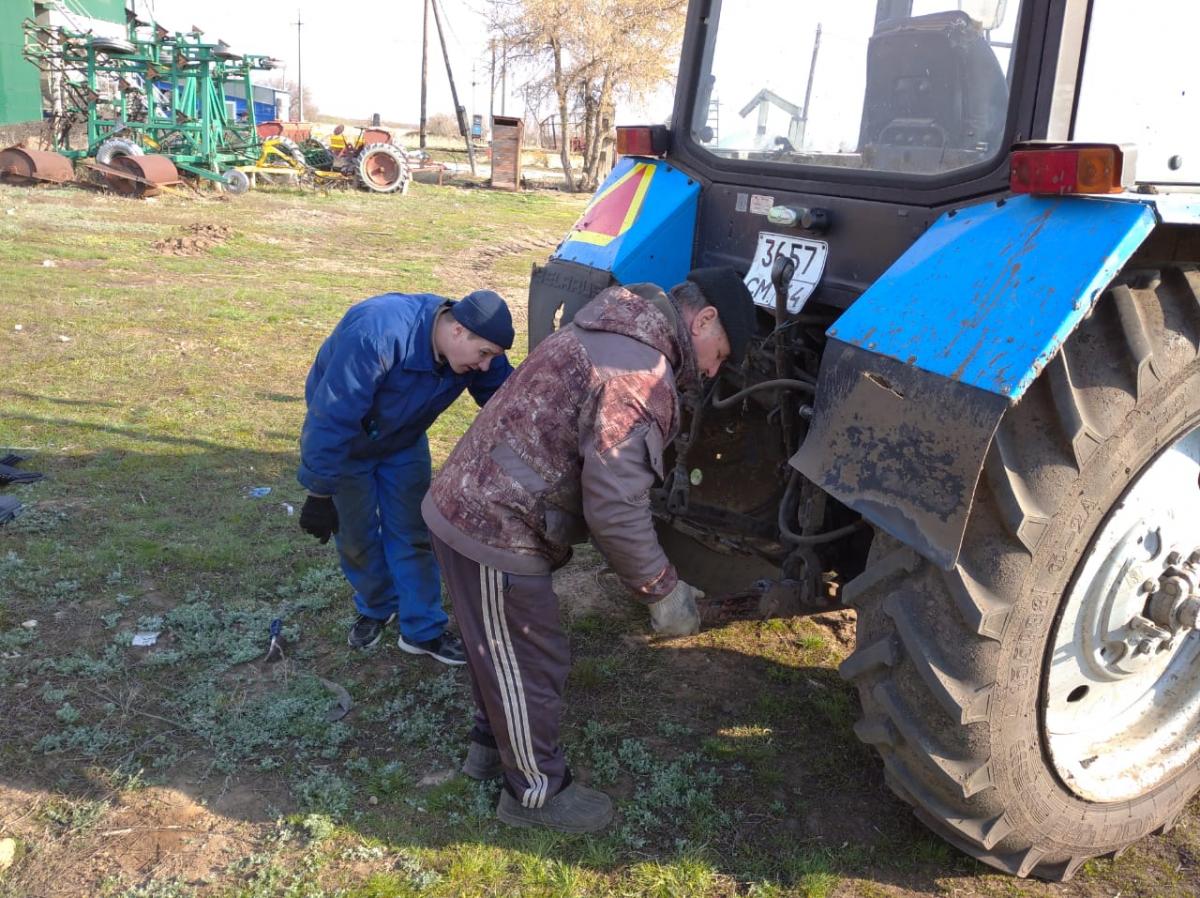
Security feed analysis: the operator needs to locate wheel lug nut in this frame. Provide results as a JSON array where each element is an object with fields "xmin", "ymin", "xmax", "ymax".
[
  {"xmin": 1142, "ymin": 579, "xmax": 1160, "ymax": 594},
  {"xmin": 1167, "ymin": 551, "xmax": 1183, "ymax": 566},
  {"xmin": 1136, "ymin": 638, "xmax": 1155, "ymax": 655}
]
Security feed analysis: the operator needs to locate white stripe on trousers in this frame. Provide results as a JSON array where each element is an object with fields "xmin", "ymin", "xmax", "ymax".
[{"xmin": 479, "ymin": 564, "xmax": 548, "ymax": 808}]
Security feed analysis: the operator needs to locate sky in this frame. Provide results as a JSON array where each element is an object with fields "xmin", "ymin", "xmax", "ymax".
[{"xmin": 140, "ymin": 0, "xmax": 512, "ymax": 125}]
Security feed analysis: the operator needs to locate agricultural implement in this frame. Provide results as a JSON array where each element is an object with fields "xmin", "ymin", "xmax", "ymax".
[
  {"xmin": 529, "ymin": 0, "xmax": 1199, "ymax": 879},
  {"xmin": 5, "ymin": 16, "xmax": 281, "ymax": 195}
]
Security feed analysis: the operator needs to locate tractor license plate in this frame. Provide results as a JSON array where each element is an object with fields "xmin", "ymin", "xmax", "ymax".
[{"xmin": 743, "ymin": 232, "xmax": 829, "ymax": 314}]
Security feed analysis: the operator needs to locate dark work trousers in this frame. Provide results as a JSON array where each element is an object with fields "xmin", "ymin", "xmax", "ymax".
[
  {"xmin": 431, "ymin": 532, "xmax": 569, "ymax": 808},
  {"xmin": 332, "ymin": 435, "xmax": 447, "ymax": 644}
]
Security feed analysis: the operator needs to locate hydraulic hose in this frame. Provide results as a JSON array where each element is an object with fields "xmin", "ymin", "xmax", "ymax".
[
  {"xmin": 777, "ymin": 470, "xmax": 866, "ymax": 546},
  {"xmin": 711, "ymin": 378, "xmax": 815, "ymax": 410}
]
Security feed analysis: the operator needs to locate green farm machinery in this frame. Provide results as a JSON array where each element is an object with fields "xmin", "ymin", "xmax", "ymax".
[{"xmin": 7, "ymin": 16, "xmax": 281, "ymax": 195}]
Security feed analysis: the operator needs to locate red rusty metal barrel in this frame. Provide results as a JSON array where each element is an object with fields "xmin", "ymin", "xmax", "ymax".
[
  {"xmin": 0, "ymin": 147, "xmax": 74, "ymax": 184},
  {"xmin": 106, "ymin": 154, "xmax": 180, "ymax": 196}
]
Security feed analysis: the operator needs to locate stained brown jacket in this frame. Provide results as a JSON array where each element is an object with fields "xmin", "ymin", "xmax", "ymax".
[{"xmin": 422, "ymin": 285, "xmax": 699, "ymax": 599}]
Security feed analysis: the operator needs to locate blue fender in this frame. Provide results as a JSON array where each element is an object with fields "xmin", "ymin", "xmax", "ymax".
[
  {"xmin": 793, "ymin": 193, "xmax": 1166, "ymax": 569},
  {"xmin": 552, "ymin": 156, "xmax": 700, "ymax": 287},
  {"xmin": 528, "ymin": 156, "xmax": 700, "ymax": 349}
]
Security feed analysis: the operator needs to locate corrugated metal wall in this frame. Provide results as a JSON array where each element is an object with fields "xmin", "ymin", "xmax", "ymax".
[{"xmin": 0, "ymin": 0, "xmax": 41, "ymax": 125}]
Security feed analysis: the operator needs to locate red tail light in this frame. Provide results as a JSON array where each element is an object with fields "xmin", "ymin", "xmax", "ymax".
[
  {"xmin": 616, "ymin": 125, "xmax": 671, "ymax": 157},
  {"xmin": 1010, "ymin": 142, "xmax": 1134, "ymax": 195}
]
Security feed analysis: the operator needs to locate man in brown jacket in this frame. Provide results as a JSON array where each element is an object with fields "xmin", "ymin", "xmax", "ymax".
[{"xmin": 421, "ymin": 267, "xmax": 756, "ymax": 833}]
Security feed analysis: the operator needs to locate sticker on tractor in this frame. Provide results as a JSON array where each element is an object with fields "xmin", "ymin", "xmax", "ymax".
[
  {"xmin": 565, "ymin": 161, "xmax": 656, "ymax": 247},
  {"xmin": 744, "ymin": 232, "xmax": 828, "ymax": 314},
  {"xmin": 749, "ymin": 194, "xmax": 775, "ymax": 215}
]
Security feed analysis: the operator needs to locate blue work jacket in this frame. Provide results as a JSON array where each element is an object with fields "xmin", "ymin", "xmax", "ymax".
[{"xmin": 298, "ymin": 292, "xmax": 513, "ymax": 496}]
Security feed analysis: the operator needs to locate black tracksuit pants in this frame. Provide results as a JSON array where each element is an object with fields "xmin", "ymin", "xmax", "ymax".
[{"xmin": 431, "ymin": 533, "xmax": 570, "ymax": 807}]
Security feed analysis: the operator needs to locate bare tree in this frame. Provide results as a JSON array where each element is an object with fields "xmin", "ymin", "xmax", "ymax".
[{"xmin": 491, "ymin": 0, "xmax": 685, "ymax": 191}]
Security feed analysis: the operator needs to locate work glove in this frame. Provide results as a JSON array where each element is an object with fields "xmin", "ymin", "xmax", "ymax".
[
  {"xmin": 647, "ymin": 579, "xmax": 703, "ymax": 637},
  {"xmin": 300, "ymin": 495, "xmax": 339, "ymax": 544}
]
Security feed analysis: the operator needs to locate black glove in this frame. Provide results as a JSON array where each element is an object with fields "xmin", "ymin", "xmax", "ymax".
[{"xmin": 300, "ymin": 495, "xmax": 338, "ymax": 544}]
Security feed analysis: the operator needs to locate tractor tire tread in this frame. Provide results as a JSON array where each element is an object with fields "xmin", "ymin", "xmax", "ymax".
[{"xmin": 842, "ymin": 263, "xmax": 1200, "ymax": 879}]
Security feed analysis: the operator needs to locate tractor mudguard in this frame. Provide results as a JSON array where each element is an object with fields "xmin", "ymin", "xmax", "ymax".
[
  {"xmin": 793, "ymin": 193, "xmax": 1159, "ymax": 570},
  {"xmin": 529, "ymin": 157, "xmax": 699, "ymax": 350}
]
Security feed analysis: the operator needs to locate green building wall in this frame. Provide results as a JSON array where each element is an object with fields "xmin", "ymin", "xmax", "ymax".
[
  {"xmin": 0, "ymin": 0, "xmax": 128, "ymax": 126},
  {"xmin": 0, "ymin": 0, "xmax": 41, "ymax": 125},
  {"xmin": 76, "ymin": 0, "xmax": 126, "ymax": 25}
]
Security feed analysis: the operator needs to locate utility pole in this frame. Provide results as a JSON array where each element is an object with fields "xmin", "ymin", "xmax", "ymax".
[
  {"xmin": 796, "ymin": 23, "xmax": 822, "ymax": 149},
  {"xmin": 419, "ymin": 0, "xmax": 429, "ymax": 149},
  {"xmin": 489, "ymin": 39, "xmax": 496, "ymax": 127},
  {"xmin": 431, "ymin": 0, "xmax": 475, "ymax": 175},
  {"xmin": 500, "ymin": 39, "xmax": 507, "ymax": 115},
  {"xmin": 293, "ymin": 9, "xmax": 304, "ymax": 121}
]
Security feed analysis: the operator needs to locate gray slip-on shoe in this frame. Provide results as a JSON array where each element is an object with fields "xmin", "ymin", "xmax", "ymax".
[
  {"xmin": 462, "ymin": 742, "xmax": 503, "ymax": 780},
  {"xmin": 496, "ymin": 781, "xmax": 613, "ymax": 834}
]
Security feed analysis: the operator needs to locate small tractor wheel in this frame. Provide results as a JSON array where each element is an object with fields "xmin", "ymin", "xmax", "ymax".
[
  {"xmin": 96, "ymin": 138, "xmax": 144, "ymax": 167},
  {"xmin": 356, "ymin": 143, "xmax": 409, "ymax": 194},
  {"xmin": 222, "ymin": 169, "xmax": 251, "ymax": 195},
  {"xmin": 840, "ymin": 266, "xmax": 1200, "ymax": 879}
]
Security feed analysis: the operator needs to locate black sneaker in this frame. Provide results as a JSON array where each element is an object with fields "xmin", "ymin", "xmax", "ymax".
[
  {"xmin": 347, "ymin": 612, "xmax": 396, "ymax": 649},
  {"xmin": 397, "ymin": 631, "xmax": 467, "ymax": 666}
]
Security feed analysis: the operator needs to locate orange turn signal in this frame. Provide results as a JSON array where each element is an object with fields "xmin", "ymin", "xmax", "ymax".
[{"xmin": 1010, "ymin": 143, "xmax": 1134, "ymax": 196}]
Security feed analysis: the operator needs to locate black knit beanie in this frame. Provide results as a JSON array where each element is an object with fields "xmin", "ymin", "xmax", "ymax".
[{"xmin": 685, "ymin": 266, "xmax": 757, "ymax": 363}]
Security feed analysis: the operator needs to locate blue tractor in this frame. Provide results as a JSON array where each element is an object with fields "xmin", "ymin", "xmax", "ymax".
[{"xmin": 528, "ymin": 0, "xmax": 1200, "ymax": 879}]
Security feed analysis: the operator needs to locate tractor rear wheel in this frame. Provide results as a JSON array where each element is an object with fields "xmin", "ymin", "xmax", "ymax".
[
  {"xmin": 357, "ymin": 143, "xmax": 409, "ymax": 194},
  {"xmin": 840, "ymin": 266, "xmax": 1200, "ymax": 879}
]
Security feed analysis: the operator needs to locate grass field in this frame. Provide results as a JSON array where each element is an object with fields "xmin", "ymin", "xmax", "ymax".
[{"xmin": 1, "ymin": 179, "xmax": 1197, "ymax": 898}]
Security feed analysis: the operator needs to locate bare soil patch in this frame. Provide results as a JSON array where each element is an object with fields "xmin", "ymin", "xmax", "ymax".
[{"xmin": 152, "ymin": 223, "xmax": 234, "ymax": 256}]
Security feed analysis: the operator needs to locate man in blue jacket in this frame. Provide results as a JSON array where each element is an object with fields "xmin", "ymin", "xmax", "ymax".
[{"xmin": 297, "ymin": 289, "xmax": 515, "ymax": 664}]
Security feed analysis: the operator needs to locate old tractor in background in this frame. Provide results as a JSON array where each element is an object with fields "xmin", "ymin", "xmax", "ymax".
[
  {"xmin": 233, "ymin": 122, "xmax": 412, "ymax": 193},
  {"xmin": 528, "ymin": 0, "xmax": 1199, "ymax": 879}
]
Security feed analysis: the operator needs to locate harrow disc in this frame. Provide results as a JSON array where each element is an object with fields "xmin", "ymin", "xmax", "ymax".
[
  {"xmin": 0, "ymin": 147, "xmax": 74, "ymax": 184},
  {"xmin": 106, "ymin": 154, "xmax": 180, "ymax": 196}
]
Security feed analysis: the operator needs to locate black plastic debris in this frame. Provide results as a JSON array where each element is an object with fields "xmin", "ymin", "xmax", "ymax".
[
  {"xmin": 0, "ymin": 463, "xmax": 43, "ymax": 486},
  {"xmin": 0, "ymin": 495, "xmax": 21, "ymax": 525}
]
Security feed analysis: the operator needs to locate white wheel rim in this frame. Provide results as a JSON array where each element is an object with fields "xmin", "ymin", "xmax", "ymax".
[{"xmin": 1044, "ymin": 422, "xmax": 1200, "ymax": 802}]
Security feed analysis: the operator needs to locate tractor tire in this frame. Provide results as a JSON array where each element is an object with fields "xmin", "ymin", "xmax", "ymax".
[
  {"xmin": 839, "ymin": 266, "xmax": 1200, "ymax": 880},
  {"xmin": 357, "ymin": 143, "xmax": 409, "ymax": 194},
  {"xmin": 96, "ymin": 138, "xmax": 144, "ymax": 167}
]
